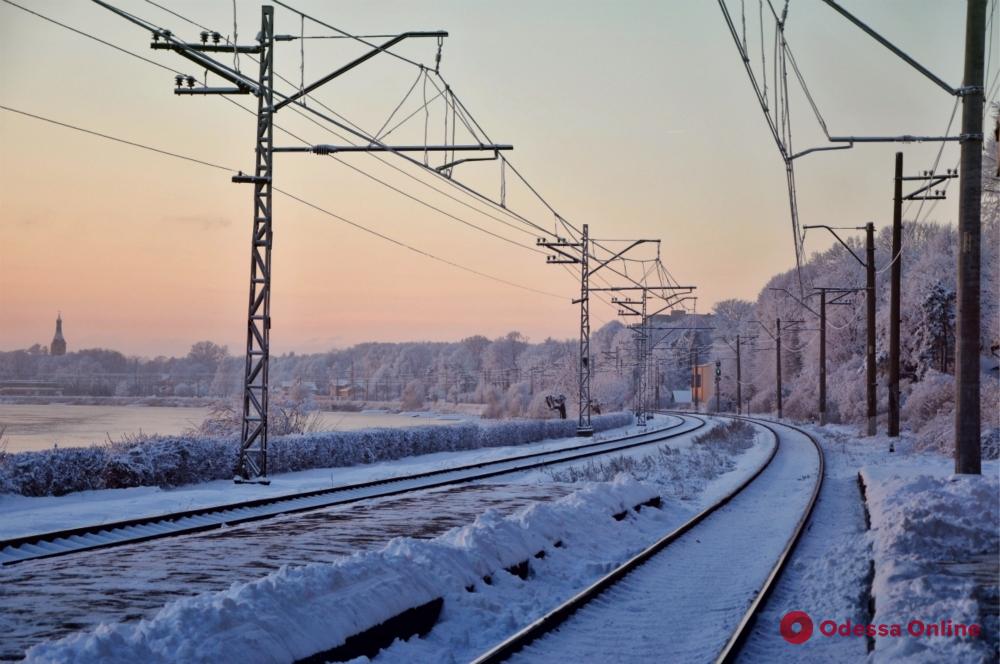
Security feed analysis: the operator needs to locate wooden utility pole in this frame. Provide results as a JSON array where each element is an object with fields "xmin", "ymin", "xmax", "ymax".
[
  {"xmin": 691, "ymin": 342, "xmax": 699, "ymax": 412},
  {"xmin": 819, "ymin": 290, "xmax": 827, "ymax": 426},
  {"xmin": 735, "ymin": 334, "xmax": 742, "ymax": 415},
  {"xmin": 889, "ymin": 153, "xmax": 903, "ymax": 437},
  {"xmin": 865, "ymin": 222, "xmax": 877, "ymax": 436},
  {"xmin": 955, "ymin": 0, "xmax": 986, "ymax": 475},
  {"xmin": 776, "ymin": 317, "xmax": 783, "ymax": 419}
]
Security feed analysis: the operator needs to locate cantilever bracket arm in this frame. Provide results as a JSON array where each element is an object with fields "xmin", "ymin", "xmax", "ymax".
[
  {"xmin": 803, "ymin": 225, "xmax": 867, "ymax": 268},
  {"xmin": 818, "ymin": 0, "xmax": 959, "ymax": 96},
  {"xmin": 750, "ymin": 320, "xmax": 776, "ymax": 341},
  {"xmin": 768, "ymin": 287, "xmax": 820, "ymax": 318},
  {"xmin": 436, "ymin": 151, "xmax": 499, "ymax": 173},
  {"xmin": 905, "ymin": 175, "xmax": 955, "ymax": 200},
  {"xmin": 647, "ymin": 294, "xmax": 697, "ymax": 319},
  {"xmin": 274, "ymin": 31, "xmax": 448, "ymax": 111},
  {"xmin": 91, "ymin": 0, "xmax": 260, "ymax": 93},
  {"xmin": 273, "ymin": 144, "xmax": 512, "ymax": 154},
  {"xmin": 791, "ymin": 143, "xmax": 854, "ymax": 160}
]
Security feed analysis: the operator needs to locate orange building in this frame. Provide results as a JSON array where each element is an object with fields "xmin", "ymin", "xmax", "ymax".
[{"xmin": 691, "ymin": 362, "xmax": 716, "ymax": 408}]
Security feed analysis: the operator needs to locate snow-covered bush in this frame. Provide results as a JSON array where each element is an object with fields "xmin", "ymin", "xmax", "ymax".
[
  {"xmin": 480, "ymin": 386, "xmax": 505, "ymax": 419},
  {"xmin": 503, "ymin": 381, "xmax": 532, "ymax": 418},
  {"xmin": 0, "ymin": 412, "xmax": 633, "ymax": 497},
  {"xmin": 902, "ymin": 371, "xmax": 1000, "ymax": 459},
  {"xmin": 190, "ymin": 396, "xmax": 321, "ymax": 437}
]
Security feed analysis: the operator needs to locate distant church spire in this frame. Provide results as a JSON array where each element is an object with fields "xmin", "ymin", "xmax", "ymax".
[{"xmin": 51, "ymin": 312, "xmax": 66, "ymax": 356}]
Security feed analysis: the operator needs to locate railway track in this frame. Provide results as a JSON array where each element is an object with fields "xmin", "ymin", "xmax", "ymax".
[
  {"xmin": 1, "ymin": 414, "xmax": 706, "ymax": 566},
  {"xmin": 470, "ymin": 415, "xmax": 824, "ymax": 664}
]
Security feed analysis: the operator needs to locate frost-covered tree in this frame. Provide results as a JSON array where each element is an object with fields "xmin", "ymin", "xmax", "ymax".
[{"xmin": 400, "ymin": 379, "xmax": 426, "ymax": 410}]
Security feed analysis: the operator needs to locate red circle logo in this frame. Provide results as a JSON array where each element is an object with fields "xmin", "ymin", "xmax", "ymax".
[{"xmin": 780, "ymin": 610, "xmax": 814, "ymax": 644}]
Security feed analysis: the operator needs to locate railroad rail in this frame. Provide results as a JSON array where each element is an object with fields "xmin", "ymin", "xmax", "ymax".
[
  {"xmin": 1, "ymin": 414, "xmax": 706, "ymax": 566},
  {"xmin": 470, "ymin": 414, "xmax": 824, "ymax": 664}
]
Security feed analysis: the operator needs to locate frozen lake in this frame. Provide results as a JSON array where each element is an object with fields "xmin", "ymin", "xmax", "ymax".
[{"xmin": 0, "ymin": 404, "xmax": 468, "ymax": 452}]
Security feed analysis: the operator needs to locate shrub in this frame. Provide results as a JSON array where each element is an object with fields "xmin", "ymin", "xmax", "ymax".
[{"xmin": 0, "ymin": 412, "xmax": 634, "ymax": 497}]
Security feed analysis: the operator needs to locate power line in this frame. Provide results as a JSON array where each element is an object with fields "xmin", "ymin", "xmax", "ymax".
[
  {"xmin": 3, "ymin": 0, "xmax": 551, "ymax": 259},
  {"xmin": 146, "ymin": 0, "xmax": 669, "ymax": 301},
  {"xmin": 10, "ymin": 1, "xmax": 678, "ymax": 330},
  {"xmin": 0, "ymin": 103, "xmax": 565, "ymax": 300},
  {"xmin": 0, "ymin": 104, "xmax": 230, "ymax": 171},
  {"xmin": 145, "ymin": 0, "xmax": 672, "ymax": 303},
  {"xmin": 0, "ymin": 0, "xmax": 182, "ymax": 77},
  {"xmin": 134, "ymin": 0, "xmax": 558, "ymax": 242}
]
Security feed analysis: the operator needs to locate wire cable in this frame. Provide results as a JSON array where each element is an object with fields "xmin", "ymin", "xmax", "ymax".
[{"xmin": 0, "ymin": 104, "xmax": 564, "ymax": 301}]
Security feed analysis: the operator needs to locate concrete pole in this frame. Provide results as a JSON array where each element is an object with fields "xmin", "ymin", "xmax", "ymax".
[
  {"xmin": 889, "ymin": 152, "xmax": 903, "ymax": 437},
  {"xmin": 865, "ymin": 222, "xmax": 877, "ymax": 436},
  {"xmin": 955, "ymin": 0, "xmax": 985, "ymax": 475}
]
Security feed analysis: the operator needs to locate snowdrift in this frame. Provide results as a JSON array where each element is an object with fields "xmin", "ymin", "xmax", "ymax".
[
  {"xmin": 0, "ymin": 412, "xmax": 633, "ymax": 497},
  {"xmin": 863, "ymin": 469, "xmax": 999, "ymax": 663},
  {"xmin": 23, "ymin": 475, "xmax": 659, "ymax": 663}
]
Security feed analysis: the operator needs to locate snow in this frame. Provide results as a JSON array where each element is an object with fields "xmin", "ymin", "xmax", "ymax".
[
  {"xmin": 0, "ymin": 417, "xmax": 659, "ymax": 541},
  {"xmin": 499, "ymin": 420, "xmax": 816, "ymax": 663},
  {"xmin": 18, "ymin": 417, "xmax": 768, "ymax": 662},
  {"xmin": 863, "ymin": 463, "xmax": 998, "ymax": 663},
  {"xmin": 739, "ymin": 424, "xmax": 873, "ymax": 663},
  {"xmin": 21, "ymin": 476, "xmax": 663, "ymax": 664},
  {"xmin": 740, "ymin": 420, "xmax": 998, "ymax": 663},
  {"xmin": 0, "ymin": 412, "xmax": 633, "ymax": 497}
]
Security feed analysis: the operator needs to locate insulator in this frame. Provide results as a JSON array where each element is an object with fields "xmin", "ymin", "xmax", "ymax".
[
  {"xmin": 200, "ymin": 31, "xmax": 209, "ymax": 44},
  {"xmin": 175, "ymin": 74, "xmax": 184, "ymax": 87},
  {"xmin": 212, "ymin": 32, "xmax": 222, "ymax": 44},
  {"xmin": 185, "ymin": 75, "xmax": 196, "ymax": 88}
]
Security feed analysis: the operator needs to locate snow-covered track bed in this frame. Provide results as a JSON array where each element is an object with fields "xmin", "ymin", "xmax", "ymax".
[
  {"xmin": 0, "ymin": 415, "xmax": 703, "ymax": 566},
  {"xmin": 470, "ymin": 415, "xmax": 823, "ymax": 664}
]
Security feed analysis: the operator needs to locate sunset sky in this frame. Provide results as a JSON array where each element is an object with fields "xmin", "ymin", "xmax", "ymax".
[{"xmin": 1, "ymin": 1, "xmax": 993, "ymax": 356}]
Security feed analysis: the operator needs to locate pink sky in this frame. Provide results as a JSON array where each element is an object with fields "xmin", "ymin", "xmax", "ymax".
[{"xmin": 0, "ymin": 1, "xmax": 982, "ymax": 356}]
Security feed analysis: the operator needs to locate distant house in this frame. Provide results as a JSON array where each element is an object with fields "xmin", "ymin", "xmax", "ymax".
[
  {"xmin": 330, "ymin": 378, "xmax": 365, "ymax": 400},
  {"xmin": 277, "ymin": 380, "xmax": 318, "ymax": 400},
  {"xmin": 692, "ymin": 363, "xmax": 716, "ymax": 407}
]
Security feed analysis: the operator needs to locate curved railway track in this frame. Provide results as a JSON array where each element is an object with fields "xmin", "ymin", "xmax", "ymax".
[
  {"xmin": 470, "ymin": 415, "xmax": 824, "ymax": 664},
  {"xmin": 1, "ymin": 414, "xmax": 706, "ymax": 566}
]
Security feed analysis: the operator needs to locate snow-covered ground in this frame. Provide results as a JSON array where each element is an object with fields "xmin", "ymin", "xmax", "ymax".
[
  {"xmin": 16, "ymin": 417, "xmax": 770, "ymax": 663},
  {"xmin": 863, "ymin": 462, "xmax": 998, "ymax": 663},
  {"xmin": 739, "ymin": 422, "xmax": 998, "ymax": 664},
  {"xmin": 0, "ymin": 418, "xmax": 672, "ymax": 540},
  {"xmin": 20, "ymin": 477, "xmax": 664, "ymax": 663},
  {"xmin": 12, "ymin": 416, "xmax": 992, "ymax": 664}
]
